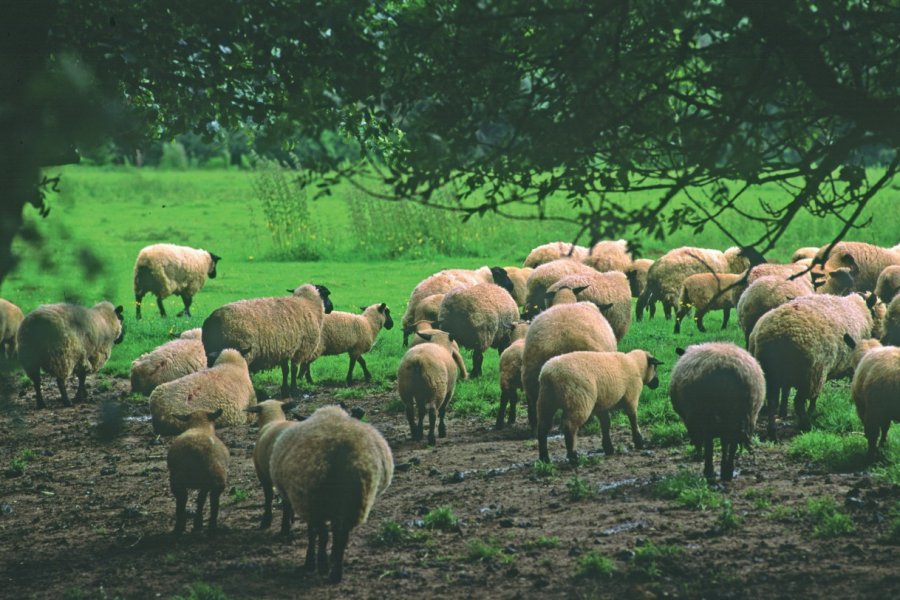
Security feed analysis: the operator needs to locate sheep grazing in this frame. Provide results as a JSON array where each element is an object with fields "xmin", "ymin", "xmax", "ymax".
[
  {"xmin": 201, "ymin": 284, "xmax": 333, "ymax": 397},
  {"xmin": 669, "ymin": 343, "xmax": 765, "ymax": 481},
  {"xmin": 397, "ymin": 330, "xmax": 467, "ymax": 444},
  {"xmin": 503, "ymin": 266, "xmax": 533, "ymax": 307},
  {"xmin": 130, "ymin": 334, "xmax": 206, "ymax": 396},
  {"xmin": 166, "ymin": 408, "xmax": 229, "ymax": 534},
  {"xmin": 625, "ymin": 258, "xmax": 654, "ymax": 300},
  {"xmin": 400, "ymin": 266, "xmax": 512, "ymax": 346},
  {"xmin": 522, "ymin": 241, "xmax": 589, "ymax": 268},
  {"xmin": 437, "ymin": 282, "xmax": 518, "ymax": 377},
  {"xmin": 246, "ymin": 399, "xmax": 298, "ymax": 529},
  {"xmin": 0, "ymin": 299, "xmax": 24, "ymax": 359},
  {"xmin": 636, "ymin": 246, "xmax": 758, "ymax": 321},
  {"xmin": 301, "ymin": 303, "xmax": 393, "ymax": 385},
  {"xmin": 875, "ymin": 265, "xmax": 900, "ymax": 304},
  {"xmin": 849, "ymin": 345, "xmax": 900, "ymax": 459},
  {"xmin": 537, "ymin": 350, "xmax": 661, "ymax": 463},
  {"xmin": 133, "ymin": 243, "xmax": 221, "ymax": 320},
  {"xmin": 269, "ymin": 405, "xmax": 393, "ymax": 583},
  {"xmin": 149, "ymin": 348, "xmax": 256, "ymax": 435},
  {"xmin": 582, "ymin": 239, "xmax": 633, "ymax": 273},
  {"xmin": 736, "ymin": 275, "xmax": 813, "ymax": 346},
  {"xmin": 17, "ymin": 301, "xmax": 124, "ymax": 409},
  {"xmin": 522, "ymin": 258, "xmax": 597, "ymax": 318},
  {"xmin": 544, "ymin": 271, "xmax": 631, "ymax": 340},
  {"xmin": 791, "ymin": 247, "xmax": 819, "ymax": 263},
  {"xmin": 496, "ymin": 321, "xmax": 530, "ymax": 429},
  {"xmin": 813, "ymin": 241, "xmax": 900, "ymax": 293},
  {"xmin": 673, "ymin": 272, "xmax": 744, "ymax": 334},
  {"xmin": 749, "ymin": 293, "xmax": 884, "ymax": 440},
  {"xmin": 522, "ymin": 302, "xmax": 617, "ymax": 429},
  {"xmin": 883, "ymin": 295, "xmax": 900, "ymax": 346}
]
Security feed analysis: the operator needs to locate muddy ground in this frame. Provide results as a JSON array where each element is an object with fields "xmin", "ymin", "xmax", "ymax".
[{"xmin": 1, "ymin": 375, "xmax": 898, "ymax": 600}]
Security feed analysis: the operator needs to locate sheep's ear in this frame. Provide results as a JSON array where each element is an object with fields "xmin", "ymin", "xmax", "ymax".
[
  {"xmin": 175, "ymin": 414, "xmax": 192, "ymax": 422},
  {"xmin": 839, "ymin": 254, "xmax": 857, "ymax": 269},
  {"xmin": 843, "ymin": 333, "xmax": 857, "ymax": 349},
  {"xmin": 572, "ymin": 285, "xmax": 590, "ymax": 295},
  {"xmin": 210, "ymin": 253, "xmax": 222, "ymax": 263},
  {"xmin": 812, "ymin": 277, "xmax": 825, "ymax": 290},
  {"xmin": 286, "ymin": 288, "xmax": 295, "ymax": 293},
  {"xmin": 315, "ymin": 284, "xmax": 332, "ymax": 296},
  {"xmin": 350, "ymin": 407, "xmax": 366, "ymax": 420},
  {"xmin": 430, "ymin": 320, "xmax": 442, "ymax": 329},
  {"xmin": 281, "ymin": 400, "xmax": 299, "ymax": 412},
  {"xmin": 866, "ymin": 292, "xmax": 878, "ymax": 309},
  {"xmin": 739, "ymin": 246, "xmax": 767, "ymax": 266},
  {"xmin": 598, "ymin": 302, "xmax": 613, "ymax": 312},
  {"xmin": 208, "ymin": 408, "xmax": 224, "ymax": 422},
  {"xmin": 359, "ymin": 306, "xmax": 367, "ymax": 312},
  {"xmin": 246, "ymin": 405, "xmax": 262, "ymax": 414},
  {"xmin": 115, "ymin": 305, "xmax": 124, "ymax": 317},
  {"xmin": 416, "ymin": 332, "xmax": 433, "ymax": 342},
  {"xmin": 648, "ymin": 356, "xmax": 663, "ymax": 366},
  {"xmin": 238, "ymin": 347, "xmax": 252, "ymax": 357},
  {"xmin": 675, "ymin": 347, "xmax": 686, "ymax": 356},
  {"xmin": 378, "ymin": 303, "xmax": 387, "ymax": 313}
]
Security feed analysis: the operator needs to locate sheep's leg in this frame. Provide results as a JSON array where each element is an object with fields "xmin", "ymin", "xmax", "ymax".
[
  {"xmin": 695, "ymin": 309, "xmax": 707, "ymax": 333},
  {"xmin": 794, "ymin": 387, "xmax": 812, "ymax": 432},
  {"xmin": 721, "ymin": 439, "xmax": 738, "ymax": 482},
  {"xmin": 279, "ymin": 360, "xmax": 290, "ymax": 398},
  {"xmin": 416, "ymin": 399, "xmax": 426, "ymax": 442},
  {"xmin": 193, "ymin": 489, "xmax": 208, "ymax": 532},
  {"xmin": 304, "ymin": 524, "xmax": 318, "ymax": 571},
  {"xmin": 648, "ymin": 298, "xmax": 657, "ymax": 319},
  {"xmin": 208, "ymin": 490, "xmax": 220, "ymax": 533},
  {"xmin": 507, "ymin": 391, "xmax": 518, "ymax": 425},
  {"xmin": 564, "ymin": 428, "xmax": 578, "ymax": 464},
  {"xmin": 173, "ymin": 488, "xmax": 188, "ymax": 535},
  {"xmin": 28, "ymin": 370, "xmax": 45, "ymax": 409},
  {"xmin": 721, "ymin": 307, "xmax": 731, "ymax": 330},
  {"xmin": 290, "ymin": 362, "xmax": 299, "ymax": 396},
  {"xmin": 329, "ymin": 523, "xmax": 350, "ymax": 583},
  {"xmin": 56, "ymin": 377, "xmax": 72, "ymax": 407},
  {"xmin": 156, "ymin": 296, "xmax": 167, "ymax": 317},
  {"xmin": 496, "ymin": 389, "xmax": 511, "ymax": 430},
  {"xmin": 626, "ymin": 408, "xmax": 643, "ymax": 450},
  {"xmin": 438, "ymin": 402, "xmax": 447, "ymax": 438},
  {"xmin": 261, "ymin": 484, "xmax": 274, "ymax": 529},
  {"xmin": 135, "ymin": 292, "xmax": 144, "ymax": 321},
  {"xmin": 765, "ymin": 378, "xmax": 779, "ymax": 442},
  {"xmin": 703, "ymin": 438, "xmax": 715, "ymax": 482},
  {"xmin": 599, "ymin": 411, "xmax": 614, "ymax": 455},
  {"xmin": 345, "ymin": 356, "xmax": 358, "ymax": 385},
  {"xmin": 357, "ymin": 355, "xmax": 372, "ymax": 382},
  {"xmin": 471, "ymin": 349, "xmax": 484, "ymax": 378},
  {"xmin": 301, "ymin": 362, "xmax": 314, "ymax": 385},
  {"xmin": 280, "ymin": 499, "xmax": 294, "ymax": 538},
  {"xmin": 316, "ymin": 522, "xmax": 330, "ymax": 575},
  {"xmin": 880, "ymin": 423, "xmax": 891, "ymax": 447},
  {"xmin": 404, "ymin": 402, "xmax": 419, "ymax": 441},
  {"xmin": 426, "ymin": 404, "xmax": 437, "ymax": 446},
  {"xmin": 74, "ymin": 369, "xmax": 87, "ymax": 403},
  {"xmin": 673, "ymin": 305, "xmax": 690, "ymax": 334},
  {"xmin": 663, "ymin": 301, "xmax": 673, "ymax": 320},
  {"xmin": 177, "ymin": 294, "xmax": 193, "ymax": 318},
  {"xmin": 779, "ymin": 386, "xmax": 790, "ymax": 418},
  {"xmin": 636, "ymin": 289, "xmax": 651, "ymax": 321}
]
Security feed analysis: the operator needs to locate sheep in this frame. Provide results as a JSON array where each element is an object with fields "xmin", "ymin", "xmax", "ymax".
[
  {"xmin": 522, "ymin": 302, "xmax": 618, "ymax": 429},
  {"xmin": 883, "ymin": 295, "xmax": 900, "ymax": 346},
  {"xmin": 850, "ymin": 345, "xmax": 900, "ymax": 459},
  {"xmin": 673, "ymin": 272, "xmax": 744, "ymax": 334},
  {"xmin": 397, "ymin": 330, "xmax": 467, "ymax": 444},
  {"xmin": 400, "ymin": 266, "xmax": 513, "ymax": 346},
  {"xmin": 668, "ymin": 343, "xmax": 765, "ymax": 481},
  {"xmin": 523, "ymin": 241, "xmax": 589, "ymax": 268},
  {"xmin": 408, "ymin": 324, "xmax": 469, "ymax": 376},
  {"xmin": 813, "ymin": 241, "xmax": 900, "ymax": 293},
  {"xmin": 178, "ymin": 328, "xmax": 202, "ymax": 340},
  {"xmin": 544, "ymin": 271, "xmax": 631, "ymax": 340},
  {"xmin": 496, "ymin": 321, "xmax": 530, "ymax": 429},
  {"xmin": 133, "ymin": 243, "xmax": 221, "ymax": 320},
  {"xmin": 201, "ymin": 284, "xmax": 333, "ymax": 397},
  {"xmin": 246, "ymin": 399, "xmax": 298, "ymax": 529},
  {"xmin": 736, "ymin": 275, "xmax": 813, "ymax": 346},
  {"xmin": 636, "ymin": 246, "xmax": 757, "ymax": 321},
  {"xmin": 436, "ymin": 283, "xmax": 519, "ymax": 377},
  {"xmin": 17, "ymin": 301, "xmax": 124, "ymax": 409},
  {"xmin": 269, "ymin": 404, "xmax": 393, "ymax": 583},
  {"xmin": 149, "ymin": 348, "xmax": 257, "ymax": 435},
  {"xmin": 582, "ymin": 239, "xmax": 633, "ymax": 273},
  {"xmin": 522, "ymin": 258, "xmax": 598, "ymax": 318},
  {"xmin": 791, "ymin": 247, "xmax": 819, "ymax": 262},
  {"xmin": 503, "ymin": 266, "xmax": 533, "ymax": 306},
  {"xmin": 129, "ymin": 335, "xmax": 207, "ymax": 396},
  {"xmin": 625, "ymin": 258, "xmax": 654, "ymax": 299},
  {"xmin": 166, "ymin": 408, "xmax": 229, "ymax": 534},
  {"xmin": 875, "ymin": 265, "xmax": 900, "ymax": 304},
  {"xmin": 749, "ymin": 293, "xmax": 884, "ymax": 440},
  {"xmin": 406, "ymin": 293, "xmax": 444, "ymax": 333},
  {"xmin": 0, "ymin": 299, "xmax": 24, "ymax": 359},
  {"xmin": 746, "ymin": 262, "xmax": 814, "ymax": 290},
  {"xmin": 536, "ymin": 350, "xmax": 661, "ymax": 463},
  {"xmin": 814, "ymin": 267, "xmax": 856, "ymax": 296},
  {"xmin": 300, "ymin": 303, "xmax": 393, "ymax": 385}
]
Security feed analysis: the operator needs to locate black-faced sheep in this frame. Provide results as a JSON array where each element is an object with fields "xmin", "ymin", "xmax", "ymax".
[
  {"xmin": 875, "ymin": 265, "xmax": 900, "ymax": 304},
  {"xmin": 522, "ymin": 258, "xmax": 597, "ymax": 318},
  {"xmin": 673, "ymin": 272, "xmax": 744, "ymax": 334},
  {"xmin": 133, "ymin": 243, "xmax": 221, "ymax": 320},
  {"xmin": 736, "ymin": 275, "xmax": 813, "ymax": 346}
]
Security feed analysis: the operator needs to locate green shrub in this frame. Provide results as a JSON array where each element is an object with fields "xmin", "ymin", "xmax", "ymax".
[
  {"xmin": 423, "ymin": 506, "xmax": 459, "ymax": 532},
  {"xmin": 532, "ymin": 460, "xmax": 557, "ymax": 478},
  {"xmin": 576, "ymin": 551, "xmax": 616, "ymax": 579},
  {"xmin": 649, "ymin": 421, "xmax": 687, "ymax": 447},
  {"xmin": 716, "ymin": 500, "xmax": 742, "ymax": 531},
  {"xmin": 653, "ymin": 468, "xmax": 722, "ymax": 510},
  {"xmin": 788, "ymin": 431, "xmax": 868, "ymax": 472},
  {"xmin": 631, "ymin": 541, "xmax": 683, "ymax": 579},
  {"xmin": 804, "ymin": 497, "xmax": 855, "ymax": 538},
  {"xmin": 171, "ymin": 581, "xmax": 229, "ymax": 600},
  {"xmin": 253, "ymin": 159, "xmax": 321, "ymax": 261},
  {"xmin": 159, "ymin": 141, "xmax": 190, "ymax": 170},
  {"xmin": 566, "ymin": 475, "xmax": 593, "ymax": 501},
  {"xmin": 466, "ymin": 538, "xmax": 503, "ymax": 562},
  {"xmin": 371, "ymin": 519, "xmax": 425, "ymax": 547}
]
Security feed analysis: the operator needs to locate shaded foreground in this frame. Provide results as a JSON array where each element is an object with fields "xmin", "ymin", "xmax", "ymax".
[{"xmin": 1, "ymin": 376, "xmax": 898, "ymax": 599}]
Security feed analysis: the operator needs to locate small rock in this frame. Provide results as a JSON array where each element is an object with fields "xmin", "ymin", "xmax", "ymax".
[
  {"xmin": 428, "ymin": 467, "xmax": 441, "ymax": 476},
  {"xmin": 567, "ymin": 547, "xmax": 582, "ymax": 557},
  {"xmin": 100, "ymin": 467, "xmax": 116, "ymax": 476},
  {"xmin": 0, "ymin": 504, "xmax": 13, "ymax": 516},
  {"xmin": 499, "ymin": 518, "xmax": 515, "ymax": 528},
  {"xmin": 504, "ymin": 544, "xmax": 517, "ymax": 555},
  {"xmin": 444, "ymin": 471, "xmax": 466, "ymax": 484}
]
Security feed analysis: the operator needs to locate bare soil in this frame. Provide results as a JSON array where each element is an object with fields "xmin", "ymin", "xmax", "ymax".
[{"xmin": 1, "ymin": 375, "xmax": 898, "ymax": 600}]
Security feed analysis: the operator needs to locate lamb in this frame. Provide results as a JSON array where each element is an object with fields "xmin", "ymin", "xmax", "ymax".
[
  {"xmin": 300, "ymin": 303, "xmax": 393, "ymax": 385},
  {"xmin": 636, "ymin": 246, "xmax": 756, "ymax": 321},
  {"xmin": 397, "ymin": 329, "xmax": 467, "ymax": 444},
  {"xmin": 850, "ymin": 345, "xmax": 900, "ymax": 459},
  {"xmin": 17, "ymin": 301, "xmax": 124, "ymax": 409},
  {"xmin": 496, "ymin": 321, "xmax": 530, "ymax": 429},
  {"xmin": 736, "ymin": 275, "xmax": 813, "ymax": 345},
  {"xmin": 544, "ymin": 271, "xmax": 631, "ymax": 340},
  {"xmin": 522, "ymin": 302, "xmax": 617, "ymax": 429},
  {"xmin": 133, "ymin": 243, "xmax": 221, "ymax": 320},
  {"xmin": 0, "ymin": 299, "xmax": 24, "ymax": 359},
  {"xmin": 149, "ymin": 348, "xmax": 257, "ymax": 435},
  {"xmin": 246, "ymin": 399, "xmax": 298, "ymax": 529},
  {"xmin": 668, "ymin": 343, "xmax": 765, "ymax": 481},
  {"xmin": 749, "ymin": 293, "xmax": 884, "ymax": 440},
  {"xmin": 536, "ymin": 350, "xmax": 661, "ymax": 463},
  {"xmin": 883, "ymin": 295, "xmax": 900, "ymax": 346},
  {"xmin": 875, "ymin": 265, "xmax": 900, "ymax": 304},
  {"xmin": 813, "ymin": 241, "xmax": 900, "ymax": 293},
  {"xmin": 130, "ymin": 334, "xmax": 207, "ymax": 396},
  {"xmin": 400, "ymin": 266, "xmax": 513, "ymax": 346},
  {"xmin": 201, "ymin": 284, "xmax": 333, "ymax": 397},
  {"xmin": 523, "ymin": 241, "xmax": 589, "ymax": 268},
  {"xmin": 582, "ymin": 239, "xmax": 633, "ymax": 273},
  {"xmin": 792, "ymin": 247, "xmax": 820, "ymax": 262},
  {"xmin": 673, "ymin": 272, "xmax": 744, "ymax": 334},
  {"xmin": 503, "ymin": 266, "xmax": 533, "ymax": 307},
  {"xmin": 166, "ymin": 408, "xmax": 229, "ymax": 534},
  {"xmin": 436, "ymin": 283, "xmax": 519, "ymax": 377},
  {"xmin": 522, "ymin": 258, "xmax": 598, "ymax": 318},
  {"xmin": 269, "ymin": 405, "xmax": 393, "ymax": 583}
]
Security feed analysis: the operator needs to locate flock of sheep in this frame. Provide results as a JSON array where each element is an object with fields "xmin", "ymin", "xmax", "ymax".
[{"xmin": 2, "ymin": 238, "xmax": 900, "ymax": 583}]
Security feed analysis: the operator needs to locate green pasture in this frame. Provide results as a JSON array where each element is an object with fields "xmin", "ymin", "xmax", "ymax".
[{"xmin": 3, "ymin": 165, "xmax": 899, "ymax": 479}]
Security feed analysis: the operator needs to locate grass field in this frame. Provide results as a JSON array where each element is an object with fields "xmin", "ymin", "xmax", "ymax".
[{"xmin": 3, "ymin": 164, "xmax": 899, "ymax": 479}]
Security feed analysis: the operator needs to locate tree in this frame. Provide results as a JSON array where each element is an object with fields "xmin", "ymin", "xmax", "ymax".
[{"xmin": 3, "ymin": 0, "xmax": 899, "ymax": 289}]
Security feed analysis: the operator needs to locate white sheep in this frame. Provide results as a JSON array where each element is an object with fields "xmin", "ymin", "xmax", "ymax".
[
  {"xmin": 582, "ymin": 239, "xmax": 633, "ymax": 273},
  {"xmin": 133, "ymin": 243, "xmax": 221, "ymax": 320},
  {"xmin": 300, "ymin": 303, "xmax": 393, "ymax": 385},
  {"xmin": 496, "ymin": 321, "xmax": 530, "ymax": 429},
  {"xmin": 130, "ymin": 334, "xmax": 207, "ymax": 396},
  {"xmin": 813, "ymin": 241, "xmax": 900, "ymax": 293},
  {"xmin": 875, "ymin": 265, "xmax": 900, "ymax": 304},
  {"xmin": 522, "ymin": 258, "xmax": 598, "ymax": 318},
  {"xmin": 736, "ymin": 275, "xmax": 812, "ymax": 346},
  {"xmin": 17, "ymin": 301, "xmax": 124, "ymax": 408},
  {"xmin": 149, "ymin": 348, "xmax": 257, "ymax": 435},
  {"xmin": 523, "ymin": 241, "xmax": 589, "ymax": 268},
  {"xmin": 166, "ymin": 408, "xmax": 229, "ymax": 534},
  {"xmin": 545, "ymin": 271, "xmax": 631, "ymax": 340},
  {"xmin": 536, "ymin": 350, "xmax": 661, "ymax": 463},
  {"xmin": 669, "ymin": 343, "xmax": 765, "ymax": 481},
  {"xmin": 673, "ymin": 272, "xmax": 744, "ymax": 334},
  {"xmin": 0, "ymin": 299, "xmax": 24, "ymax": 359},
  {"xmin": 201, "ymin": 284, "xmax": 333, "ymax": 397},
  {"xmin": 269, "ymin": 405, "xmax": 393, "ymax": 582},
  {"xmin": 850, "ymin": 345, "xmax": 900, "ymax": 459},
  {"xmin": 246, "ymin": 399, "xmax": 298, "ymax": 529}
]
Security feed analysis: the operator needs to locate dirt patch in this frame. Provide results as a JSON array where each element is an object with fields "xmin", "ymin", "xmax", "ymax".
[{"xmin": 1, "ymin": 375, "xmax": 898, "ymax": 599}]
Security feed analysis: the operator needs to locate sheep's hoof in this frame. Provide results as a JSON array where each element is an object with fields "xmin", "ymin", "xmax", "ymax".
[
  {"xmin": 260, "ymin": 515, "xmax": 272, "ymax": 530},
  {"xmin": 427, "ymin": 435, "xmax": 436, "ymax": 446},
  {"xmin": 602, "ymin": 443, "xmax": 614, "ymax": 455},
  {"xmin": 438, "ymin": 424, "xmax": 447, "ymax": 438}
]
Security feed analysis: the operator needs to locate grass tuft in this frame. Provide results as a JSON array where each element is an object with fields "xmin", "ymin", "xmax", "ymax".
[
  {"xmin": 576, "ymin": 551, "xmax": 616, "ymax": 579},
  {"xmin": 653, "ymin": 468, "xmax": 722, "ymax": 510},
  {"xmin": 422, "ymin": 506, "xmax": 459, "ymax": 532}
]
